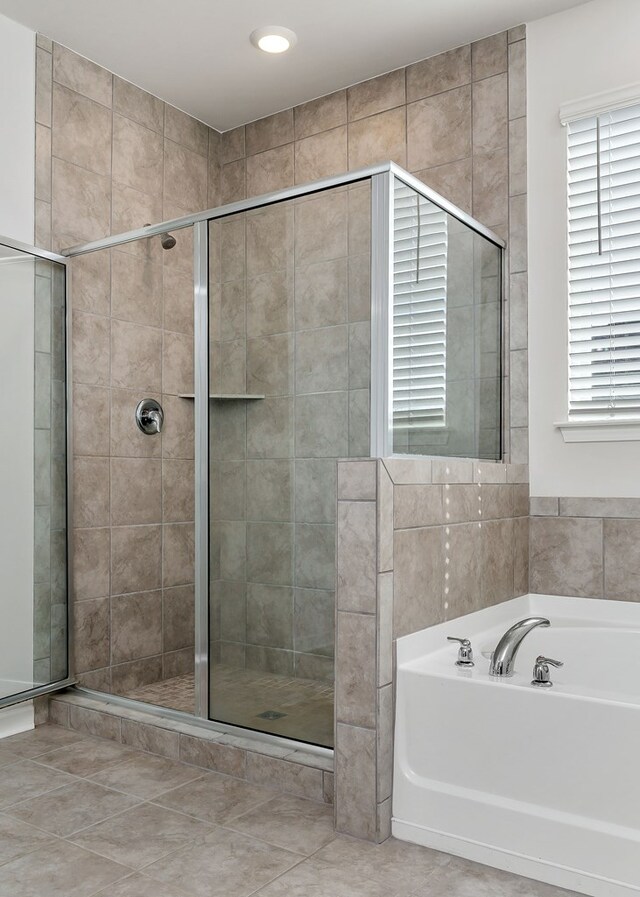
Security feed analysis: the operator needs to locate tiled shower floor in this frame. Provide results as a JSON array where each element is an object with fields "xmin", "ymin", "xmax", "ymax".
[
  {"xmin": 0, "ymin": 724, "xmax": 581, "ymax": 897},
  {"xmin": 123, "ymin": 666, "xmax": 335, "ymax": 747}
]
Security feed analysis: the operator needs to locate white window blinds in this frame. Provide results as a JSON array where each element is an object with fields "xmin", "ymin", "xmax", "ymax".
[
  {"xmin": 567, "ymin": 101, "xmax": 640, "ymax": 419},
  {"xmin": 392, "ymin": 183, "xmax": 448, "ymax": 429}
]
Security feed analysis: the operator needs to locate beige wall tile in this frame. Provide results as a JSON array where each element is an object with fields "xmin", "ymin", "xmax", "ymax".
[
  {"xmin": 295, "ymin": 127, "xmax": 348, "ymax": 184},
  {"xmin": 163, "ymin": 460, "xmax": 195, "ymax": 523},
  {"xmin": 407, "ymin": 86, "xmax": 471, "ymax": 171},
  {"xmin": 74, "ymin": 597, "xmax": 110, "ymax": 672},
  {"xmin": 36, "ymin": 47, "xmax": 52, "ymax": 127},
  {"xmin": 394, "ymin": 484, "xmax": 443, "ymax": 529},
  {"xmin": 472, "ymin": 74, "xmax": 507, "ymax": 154},
  {"xmin": 481, "ymin": 517, "xmax": 514, "ymax": 603},
  {"xmin": 406, "ymin": 45, "xmax": 471, "ymax": 102},
  {"xmin": 220, "ymin": 158, "xmax": 246, "ymax": 204},
  {"xmin": 508, "ymin": 39, "xmax": 526, "ymax": 120},
  {"xmin": 113, "ymin": 76, "xmax": 164, "ymax": 133},
  {"xmin": 473, "ymin": 148, "xmax": 508, "ymax": 227},
  {"xmin": 111, "ymin": 183, "xmax": 162, "ymax": 245},
  {"xmin": 513, "ymin": 515, "xmax": 529, "ymax": 595},
  {"xmin": 121, "ymin": 719, "xmax": 179, "ymax": 758},
  {"xmin": 179, "ymin": 734, "xmax": 245, "ymax": 778},
  {"xmin": 509, "ymin": 116, "xmax": 527, "ymax": 197},
  {"xmin": 163, "ymin": 584, "xmax": 195, "ymax": 651},
  {"xmin": 111, "ymin": 319, "xmax": 162, "ymax": 391},
  {"xmin": 530, "ymin": 517, "xmax": 603, "ymax": 598},
  {"xmin": 377, "ymin": 462, "xmax": 393, "ymax": 573},
  {"xmin": 52, "ymin": 83, "xmax": 112, "ymax": 176},
  {"xmin": 337, "ymin": 460, "xmax": 376, "ymax": 501},
  {"xmin": 471, "ymin": 32, "xmax": 508, "ymax": 80},
  {"xmin": 245, "ymin": 753, "xmax": 322, "ymax": 800},
  {"xmin": 164, "ymin": 139, "xmax": 208, "ymax": 210},
  {"xmin": 111, "ymin": 591, "xmax": 162, "ymax": 663},
  {"xmin": 110, "ymin": 388, "xmax": 162, "ymax": 459},
  {"xmin": 53, "ymin": 43, "xmax": 112, "ymax": 107},
  {"xmin": 246, "ymin": 144, "xmax": 295, "ymax": 196},
  {"xmin": 220, "ymin": 126, "xmax": 245, "ymax": 164},
  {"xmin": 73, "ymin": 457, "xmax": 110, "ymax": 528},
  {"xmin": 393, "ymin": 526, "xmax": 444, "ymax": 637},
  {"xmin": 295, "ymin": 258, "xmax": 347, "ymax": 330},
  {"xmin": 295, "ymin": 90, "xmax": 347, "ymax": 139},
  {"xmin": 294, "ymin": 191, "xmax": 347, "ymax": 266},
  {"xmin": 604, "ymin": 519, "xmax": 640, "ymax": 600},
  {"xmin": 413, "ymin": 158, "xmax": 472, "ymax": 214},
  {"xmin": 52, "ymin": 158, "xmax": 111, "ymax": 248},
  {"xmin": 337, "ymin": 501, "xmax": 377, "ymax": 613},
  {"xmin": 347, "ymin": 69, "xmax": 405, "ymax": 121},
  {"xmin": 335, "ymin": 723, "xmax": 376, "ymax": 839},
  {"xmin": 348, "ymin": 107, "xmax": 406, "ymax": 170},
  {"xmin": 246, "ymin": 109, "xmax": 294, "ymax": 156},
  {"xmin": 163, "ymin": 330, "xmax": 194, "ymax": 395},
  {"xmin": 509, "ymin": 193, "xmax": 528, "ymax": 273},
  {"xmin": 163, "ymin": 523, "xmax": 195, "ymax": 587},
  {"xmin": 530, "ymin": 496, "xmax": 559, "ymax": 516},
  {"xmin": 72, "ymin": 311, "xmax": 110, "ymax": 386},
  {"xmin": 74, "ymin": 528, "xmax": 110, "ymax": 600},
  {"xmin": 164, "ymin": 104, "xmax": 208, "ymax": 155},
  {"xmin": 111, "ymin": 525, "xmax": 162, "ymax": 595},
  {"xmin": 336, "ymin": 612, "xmax": 376, "ymax": 728},
  {"xmin": 111, "ymin": 458, "xmax": 161, "ymax": 526},
  {"xmin": 35, "ymin": 124, "xmax": 52, "ymax": 202},
  {"xmin": 111, "ymin": 250, "xmax": 163, "ymax": 327},
  {"xmin": 444, "ymin": 521, "xmax": 482, "ymax": 618}
]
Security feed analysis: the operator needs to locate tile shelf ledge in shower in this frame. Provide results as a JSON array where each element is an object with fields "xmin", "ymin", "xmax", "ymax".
[{"xmin": 177, "ymin": 393, "xmax": 266, "ymax": 400}]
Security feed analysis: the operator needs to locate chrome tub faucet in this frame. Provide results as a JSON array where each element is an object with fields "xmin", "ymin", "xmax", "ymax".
[{"xmin": 489, "ymin": 617, "xmax": 550, "ymax": 677}]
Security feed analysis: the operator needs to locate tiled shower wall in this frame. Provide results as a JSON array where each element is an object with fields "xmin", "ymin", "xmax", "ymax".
[
  {"xmin": 208, "ymin": 183, "xmax": 371, "ymax": 681},
  {"xmin": 35, "ymin": 36, "xmax": 221, "ymax": 692},
  {"xmin": 530, "ymin": 498, "xmax": 640, "ymax": 600}
]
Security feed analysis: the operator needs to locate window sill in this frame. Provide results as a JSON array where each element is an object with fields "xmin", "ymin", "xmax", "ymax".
[{"xmin": 554, "ymin": 418, "xmax": 640, "ymax": 443}]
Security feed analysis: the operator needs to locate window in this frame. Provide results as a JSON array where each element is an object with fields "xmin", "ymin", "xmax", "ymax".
[
  {"xmin": 392, "ymin": 182, "xmax": 448, "ymax": 431},
  {"xmin": 566, "ymin": 100, "xmax": 640, "ymax": 421}
]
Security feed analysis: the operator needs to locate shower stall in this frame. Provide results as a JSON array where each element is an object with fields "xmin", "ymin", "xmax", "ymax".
[{"xmin": 0, "ymin": 162, "xmax": 503, "ymax": 751}]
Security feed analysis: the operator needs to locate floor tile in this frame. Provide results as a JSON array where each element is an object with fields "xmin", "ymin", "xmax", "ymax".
[
  {"xmin": 90, "ymin": 873, "xmax": 196, "ymax": 896},
  {"xmin": 89, "ymin": 752, "xmax": 204, "ymax": 799},
  {"xmin": 37, "ymin": 738, "xmax": 135, "ymax": 777},
  {"xmin": 7, "ymin": 780, "xmax": 140, "ymax": 836},
  {"xmin": 0, "ymin": 761, "xmax": 77, "ymax": 809},
  {"xmin": 154, "ymin": 772, "xmax": 274, "ymax": 825},
  {"xmin": 70, "ymin": 801, "xmax": 213, "ymax": 869},
  {"xmin": 313, "ymin": 834, "xmax": 450, "ymax": 889},
  {"xmin": 229, "ymin": 793, "xmax": 335, "ymax": 855},
  {"xmin": 0, "ymin": 812, "xmax": 57, "ymax": 866},
  {"xmin": 251, "ymin": 856, "xmax": 413, "ymax": 897},
  {"xmin": 0, "ymin": 840, "xmax": 129, "ymax": 897},
  {"xmin": 1, "ymin": 725, "xmax": 84, "ymax": 758},
  {"xmin": 143, "ymin": 825, "xmax": 301, "ymax": 897},
  {"xmin": 415, "ymin": 855, "xmax": 584, "ymax": 896},
  {"xmin": 0, "ymin": 748, "xmax": 22, "ymax": 768}
]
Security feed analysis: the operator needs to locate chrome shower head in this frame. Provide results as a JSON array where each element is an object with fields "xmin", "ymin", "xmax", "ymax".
[{"xmin": 143, "ymin": 225, "xmax": 177, "ymax": 250}]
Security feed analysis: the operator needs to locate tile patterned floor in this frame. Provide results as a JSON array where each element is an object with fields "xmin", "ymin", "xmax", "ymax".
[
  {"xmin": 0, "ymin": 724, "xmax": 583, "ymax": 897},
  {"xmin": 123, "ymin": 666, "xmax": 335, "ymax": 747}
]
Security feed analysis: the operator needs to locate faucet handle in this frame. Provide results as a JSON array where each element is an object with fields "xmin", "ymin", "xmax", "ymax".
[
  {"xmin": 447, "ymin": 636, "xmax": 474, "ymax": 667},
  {"xmin": 531, "ymin": 655, "xmax": 563, "ymax": 688},
  {"xmin": 536, "ymin": 655, "xmax": 563, "ymax": 668}
]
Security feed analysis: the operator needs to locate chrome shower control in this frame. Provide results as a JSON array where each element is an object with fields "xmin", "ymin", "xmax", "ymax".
[
  {"xmin": 447, "ymin": 636, "xmax": 474, "ymax": 667},
  {"xmin": 135, "ymin": 398, "xmax": 164, "ymax": 435},
  {"xmin": 531, "ymin": 655, "xmax": 563, "ymax": 688}
]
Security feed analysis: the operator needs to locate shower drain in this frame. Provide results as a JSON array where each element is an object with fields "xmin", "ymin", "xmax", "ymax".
[{"xmin": 257, "ymin": 710, "xmax": 287, "ymax": 720}]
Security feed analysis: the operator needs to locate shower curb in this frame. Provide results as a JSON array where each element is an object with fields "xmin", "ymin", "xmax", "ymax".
[{"xmin": 46, "ymin": 690, "xmax": 334, "ymax": 805}]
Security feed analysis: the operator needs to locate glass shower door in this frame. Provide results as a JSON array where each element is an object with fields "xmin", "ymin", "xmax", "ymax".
[
  {"xmin": 0, "ymin": 240, "xmax": 70, "ymax": 705},
  {"xmin": 207, "ymin": 181, "xmax": 371, "ymax": 747}
]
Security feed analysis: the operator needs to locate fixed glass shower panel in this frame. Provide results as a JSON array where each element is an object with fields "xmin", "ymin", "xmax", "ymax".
[
  {"xmin": 391, "ymin": 178, "xmax": 502, "ymax": 459},
  {"xmin": 208, "ymin": 182, "xmax": 371, "ymax": 747},
  {"xmin": 0, "ymin": 241, "xmax": 69, "ymax": 704}
]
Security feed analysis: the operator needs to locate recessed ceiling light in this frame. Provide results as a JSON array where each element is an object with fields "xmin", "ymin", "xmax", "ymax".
[{"xmin": 250, "ymin": 26, "xmax": 297, "ymax": 54}]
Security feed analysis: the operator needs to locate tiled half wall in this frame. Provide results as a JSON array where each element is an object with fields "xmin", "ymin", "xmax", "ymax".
[{"xmin": 334, "ymin": 457, "xmax": 529, "ymax": 841}]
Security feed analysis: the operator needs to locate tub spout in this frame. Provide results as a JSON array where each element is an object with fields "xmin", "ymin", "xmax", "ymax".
[{"xmin": 489, "ymin": 617, "xmax": 550, "ymax": 677}]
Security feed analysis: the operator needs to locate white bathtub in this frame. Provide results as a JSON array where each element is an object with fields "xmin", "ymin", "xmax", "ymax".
[{"xmin": 392, "ymin": 594, "xmax": 640, "ymax": 897}]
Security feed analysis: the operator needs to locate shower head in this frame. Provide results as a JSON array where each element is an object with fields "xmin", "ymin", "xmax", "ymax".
[{"xmin": 143, "ymin": 225, "xmax": 177, "ymax": 250}]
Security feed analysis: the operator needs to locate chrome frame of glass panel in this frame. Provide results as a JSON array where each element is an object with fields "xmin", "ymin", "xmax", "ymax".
[
  {"xmin": 59, "ymin": 162, "xmax": 506, "ymax": 746},
  {"xmin": 193, "ymin": 221, "xmax": 209, "ymax": 718},
  {"xmin": 0, "ymin": 235, "xmax": 75, "ymax": 710}
]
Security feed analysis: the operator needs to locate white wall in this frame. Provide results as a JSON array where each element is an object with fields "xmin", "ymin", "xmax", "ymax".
[
  {"xmin": 0, "ymin": 12, "xmax": 36, "ymax": 733},
  {"xmin": 528, "ymin": 0, "xmax": 640, "ymax": 497}
]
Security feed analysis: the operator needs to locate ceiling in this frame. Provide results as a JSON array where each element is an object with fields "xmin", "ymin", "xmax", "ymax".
[{"xmin": 0, "ymin": 0, "xmax": 590, "ymax": 131}]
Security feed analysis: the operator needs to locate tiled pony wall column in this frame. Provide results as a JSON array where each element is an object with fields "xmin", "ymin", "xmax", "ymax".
[
  {"xmin": 335, "ymin": 458, "xmax": 528, "ymax": 841},
  {"xmin": 333, "ymin": 27, "xmax": 529, "ymax": 842},
  {"xmin": 35, "ymin": 36, "xmax": 221, "ymax": 692}
]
